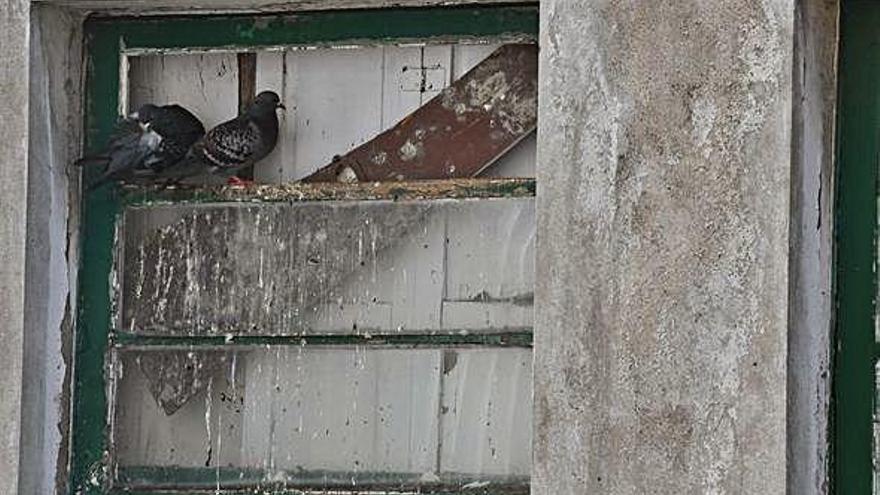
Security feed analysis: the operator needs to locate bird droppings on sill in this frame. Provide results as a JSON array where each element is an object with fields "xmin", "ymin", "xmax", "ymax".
[{"xmin": 119, "ymin": 177, "xmax": 536, "ymax": 206}]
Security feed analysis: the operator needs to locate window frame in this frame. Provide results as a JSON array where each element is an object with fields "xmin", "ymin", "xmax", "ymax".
[
  {"xmin": 72, "ymin": 5, "xmax": 539, "ymax": 495},
  {"xmin": 833, "ymin": 0, "xmax": 879, "ymax": 492}
]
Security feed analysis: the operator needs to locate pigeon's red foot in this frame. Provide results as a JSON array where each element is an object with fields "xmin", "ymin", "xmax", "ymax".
[{"xmin": 227, "ymin": 176, "xmax": 254, "ymax": 187}]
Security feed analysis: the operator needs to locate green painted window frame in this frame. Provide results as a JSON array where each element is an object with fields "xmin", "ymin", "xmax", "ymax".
[
  {"xmin": 834, "ymin": 0, "xmax": 880, "ymax": 493},
  {"xmin": 73, "ymin": 5, "xmax": 539, "ymax": 495}
]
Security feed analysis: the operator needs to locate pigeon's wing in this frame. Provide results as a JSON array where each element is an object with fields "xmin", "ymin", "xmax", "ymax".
[
  {"xmin": 143, "ymin": 105, "xmax": 206, "ymax": 172},
  {"xmin": 149, "ymin": 105, "xmax": 205, "ymax": 146},
  {"xmin": 83, "ymin": 117, "xmax": 164, "ymax": 190},
  {"xmin": 105, "ymin": 123, "xmax": 161, "ymax": 176},
  {"xmin": 140, "ymin": 110, "xmax": 266, "ymax": 185},
  {"xmin": 198, "ymin": 119, "xmax": 259, "ymax": 172},
  {"xmin": 87, "ymin": 123, "xmax": 162, "ymax": 190},
  {"xmin": 161, "ymin": 105, "xmax": 205, "ymax": 137}
]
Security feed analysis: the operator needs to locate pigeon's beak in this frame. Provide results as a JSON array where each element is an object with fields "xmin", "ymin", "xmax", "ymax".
[{"xmin": 277, "ymin": 103, "xmax": 286, "ymax": 110}]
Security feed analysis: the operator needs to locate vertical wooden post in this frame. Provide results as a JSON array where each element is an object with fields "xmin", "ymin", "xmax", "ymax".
[{"xmin": 237, "ymin": 52, "xmax": 257, "ymax": 180}]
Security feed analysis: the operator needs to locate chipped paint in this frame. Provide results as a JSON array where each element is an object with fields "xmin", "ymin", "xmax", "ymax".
[
  {"xmin": 335, "ymin": 166, "xmax": 358, "ymax": 183},
  {"xmin": 372, "ymin": 151, "xmax": 388, "ymax": 165},
  {"xmin": 398, "ymin": 139, "xmax": 422, "ymax": 161}
]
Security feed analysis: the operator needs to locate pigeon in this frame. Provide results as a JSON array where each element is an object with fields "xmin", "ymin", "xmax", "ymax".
[
  {"xmin": 77, "ymin": 103, "xmax": 205, "ymax": 190},
  {"xmin": 158, "ymin": 91, "xmax": 284, "ymax": 185}
]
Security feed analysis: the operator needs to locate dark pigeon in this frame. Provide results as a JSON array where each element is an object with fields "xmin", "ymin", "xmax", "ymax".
[
  {"xmin": 158, "ymin": 91, "xmax": 284, "ymax": 184},
  {"xmin": 77, "ymin": 103, "xmax": 205, "ymax": 190}
]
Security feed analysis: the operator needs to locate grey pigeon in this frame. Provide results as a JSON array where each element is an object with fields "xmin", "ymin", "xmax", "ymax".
[
  {"xmin": 160, "ymin": 91, "xmax": 284, "ymax": 184},
  {"xmin": 77, "ymin": 104, "xmax": 205, "ymax": 190}
]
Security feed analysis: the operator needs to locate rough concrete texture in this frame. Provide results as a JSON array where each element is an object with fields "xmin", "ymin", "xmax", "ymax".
[
  {"xmin": 788, "ymin": 1, "xmax": 838, "ymax": 494},
  {"xmin": 0, "ymin": 1, "xmax": 29, "ymax": 494},
  {"xmin": 534, "ymin": 1, "xmax": 792, "ymax": 493},
  {"xmin": 22, "ymin": 5, "xmax": 83, "ymax": 495}
]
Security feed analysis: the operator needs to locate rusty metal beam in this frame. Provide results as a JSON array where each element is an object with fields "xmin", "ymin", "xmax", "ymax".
[{"xmin": 301, "ymin": 43, "xmax": 537, "ymax": 183}]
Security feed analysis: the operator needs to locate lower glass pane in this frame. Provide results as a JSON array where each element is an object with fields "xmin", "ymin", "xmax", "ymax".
[{"xmin": 111, "ymin": 345, "xmax": 531, "ymax": 491}]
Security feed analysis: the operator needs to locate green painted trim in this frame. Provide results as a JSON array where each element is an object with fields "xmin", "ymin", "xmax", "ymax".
[
  {"xmin": 73, "ymin": 6, "xmax": 537, "ymax": 495},
  {"xmin": 833, "ymin": 1, "xmax": 880, "ymax": 492},
  {"xmin": 71, "ymin": 27, "xmax": 123, "ymax": 495},
  {"xmin": 113, "ymin": 330, "xmax": 533, "ymax": 348},
  {"xmin": 86, "ymin": 5, "xmax": 538, "ymax": 52},
  {"xmin": 115, "ymin": 466, "xmax": 528, "ymax": 493}
]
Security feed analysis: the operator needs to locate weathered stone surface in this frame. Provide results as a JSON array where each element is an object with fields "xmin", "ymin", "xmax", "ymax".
[
  {"xmin": 21, "ymin": 6, "xmax": 84, "ymax": 495},
  {"xmin": 0, "ymin": 1, "xmax": 29, "ymax": 494},
  {"xmin": 534, "ymin": 1, "xmax": 791, "ymax": 493}
]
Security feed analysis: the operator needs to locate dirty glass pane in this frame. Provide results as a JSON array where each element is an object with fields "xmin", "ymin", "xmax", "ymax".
[
  {"xmin": 117, "ymin": 197, "xmax": 535, "ymax": 336},
  {"xmin": 111, "ymin": 346, "xmax": 531, "ymax": 490},
  {"xmin": 128, "ymin": 44, "xmax": 536, "ymax": 184}
]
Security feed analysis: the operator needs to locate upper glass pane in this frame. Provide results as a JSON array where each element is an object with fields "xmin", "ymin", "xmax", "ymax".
[{"xmin": 126, "ymin": 42, "xmax": 536, "ymax": 184}]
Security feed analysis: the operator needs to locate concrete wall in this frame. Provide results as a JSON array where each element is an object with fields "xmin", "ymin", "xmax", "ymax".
[
  {"xmin": 0, "ymin": 1, "xmax": 30, "ymax": 494},
  {"xmin": 21, "ymin": 5, "xmax": 83, "ymax": 495},
  {"xmin": 534, "ymin": 1, "xmax": 793, "ymax": 493},
  {"xmin": 5, "ymin": 0, "xmax": 841, "ymax": 493}
]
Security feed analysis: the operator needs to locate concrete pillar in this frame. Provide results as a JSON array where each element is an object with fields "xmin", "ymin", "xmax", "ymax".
[
  {"xmin": 534, "ymin": 1, "xmax": 792, "ymax": 493},
  {"xmin": 0, "ymin": 1, "xmax": 30, "ymax": 494}
]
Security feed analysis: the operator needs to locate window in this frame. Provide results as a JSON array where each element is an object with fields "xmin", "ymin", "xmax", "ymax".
[{"xmin": 72, "ymin": 6, "xmax": 538, "ymax": 494}]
